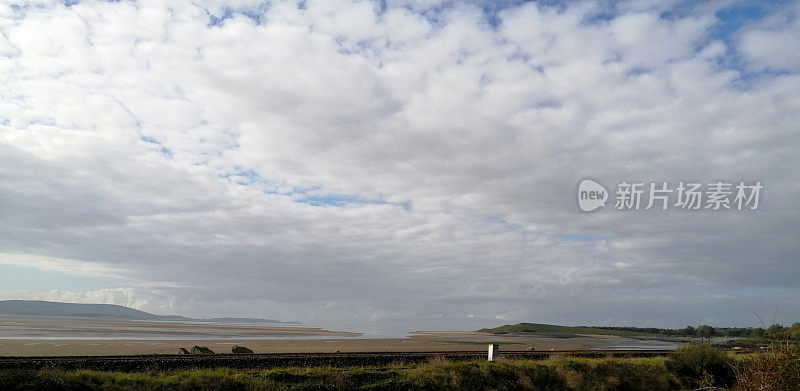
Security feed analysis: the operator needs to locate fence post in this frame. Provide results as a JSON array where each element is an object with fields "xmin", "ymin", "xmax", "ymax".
[{"xmin": 488, "ymin": 344, "xmax": 499, "ymax": 361}]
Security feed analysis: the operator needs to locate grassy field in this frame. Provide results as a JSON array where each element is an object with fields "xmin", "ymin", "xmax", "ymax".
[
  {"xmin": 1, "ymin": 344, "xmax": 797, "ymax": 390},
  {"xmin": 0, "ymin": 357, "xmax": 678, "ymax": 390}
]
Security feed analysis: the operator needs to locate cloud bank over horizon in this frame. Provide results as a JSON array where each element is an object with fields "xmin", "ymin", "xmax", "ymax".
[{"xmin": 1, "ymin": 0, "xmax": 798, "ymax": 333}]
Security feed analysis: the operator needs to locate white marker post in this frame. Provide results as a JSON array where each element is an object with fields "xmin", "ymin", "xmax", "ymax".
[{"xmin": 487, "ymin": 344, "xmax": 499, "ymax": 362}]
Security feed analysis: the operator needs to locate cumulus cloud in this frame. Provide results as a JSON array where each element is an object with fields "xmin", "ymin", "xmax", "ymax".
[
  {"xmin": 737, "ymin": 2, "xmax": 800, "ymax": 73},
  {"xmin": 0, "ymin": 0, "xmax": 798, "ymax": 332}
]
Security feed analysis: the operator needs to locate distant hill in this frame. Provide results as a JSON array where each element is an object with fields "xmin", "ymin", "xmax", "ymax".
[
  {"xmin": 0, "ymin": 300, "xmax": 297, "ymax": 324},
  {"xmin": 479, "ymin": 323, "xmax": 651, "ymax": 337},
  {"xmin": 0, "ymin": 300, "xmax": 189, "ymax": 321}
]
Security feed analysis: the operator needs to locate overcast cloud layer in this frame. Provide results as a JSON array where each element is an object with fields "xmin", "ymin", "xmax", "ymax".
[{"xmin": 1, "ymin": 0, "xmax": 798, "ymax": 334}]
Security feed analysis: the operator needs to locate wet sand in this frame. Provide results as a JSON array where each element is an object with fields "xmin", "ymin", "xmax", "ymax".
[
  {"xmin": 0, "ymin": 315, "xmax": 357, "ymax": 340},
  {"xmin": 0, "ymin": 316, "xmax": 674, "ymax": 356},
  {"xmin": 0, "ymin": 331, "xmax": 662, "ymax": 356}
]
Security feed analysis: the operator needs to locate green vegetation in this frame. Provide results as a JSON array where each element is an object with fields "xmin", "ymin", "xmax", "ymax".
[
  {"xmin": 0, "ymin": 359, "xmax": 670, "ymax": 391},
  {"xmin": 477, "ymin": 322, "xmax": 654, "ymax": 337},
  {"xmin": 480, "ymin": 322, "xmax": 800, "ymax": 341},
  {"xmin": 734, "ymin": 343, "xmax": 800, "ymax": 391},
  {"xmin": 1, "ymin": 345, "xmax": 797, "ymax": 390},
  {"xmin": 666, "ymin": 344, "xmax": 736, "ymax": 388}
]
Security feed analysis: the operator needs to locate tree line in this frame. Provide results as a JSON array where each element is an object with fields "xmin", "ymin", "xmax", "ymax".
[{"xmin": 595, "ymin": 323, "xmax": 800, "ymax": 339}]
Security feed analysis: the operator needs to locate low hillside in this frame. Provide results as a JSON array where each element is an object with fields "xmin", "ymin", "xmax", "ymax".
[
  {"xmin": 0, "ymin": 300, "xmax": 179, "ymax": 320},
  {"xmin": 0, "ymin": 300, "xmax": 296, "ymax": 324},
  {"xmin": 481, "ymin": 322, "xmax": 800, "ymax": 340},
  {"xmin": 479, "ymin": 323, "xmax": 651, "ymax": 337}
]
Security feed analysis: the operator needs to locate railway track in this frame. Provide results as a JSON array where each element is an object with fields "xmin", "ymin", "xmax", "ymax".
[{"xmin": 0, "ymin": 350, "xmax": 678, "ymax": 371}]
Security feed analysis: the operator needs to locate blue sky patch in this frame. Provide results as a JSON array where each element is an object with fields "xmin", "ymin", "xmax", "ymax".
[
  {"xmin": 220, "ymin": 168, "xmax": 265, "ymax": 186},
  {"xmin": 713, "ymin": 3, "xmax": 771, "ymax": 40},
  {"xmin": 219, "ymin": 167, "xmax": 408, "ymax": 209},
  {"xmin": 207, "ymin": 3, "xmax": 270, "ymax": 27},
  {"xmin": 140, "ymin": 136, "xmax": 173, "ymax": 158},
  {"xmin": 295, "ymin": 193, "xmax": 386, "ymax": 207}
]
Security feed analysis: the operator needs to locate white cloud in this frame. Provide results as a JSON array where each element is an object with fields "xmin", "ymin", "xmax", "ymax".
[
  {"xmin": 738, "ymin": 5, "xmax": 800, "ymax": 73},
  {"xmin": 0, "ymin": 0, "xmax": 797, "ymax": 330}
]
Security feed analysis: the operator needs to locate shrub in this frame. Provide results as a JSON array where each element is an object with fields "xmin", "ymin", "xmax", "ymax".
[
  {"xmin": 406, "ymin": 361, "xmax": 568, "ymax": 391},
  {"xmin": 666, "ymin": 344, "xmax": 736, "ymax": 389},
  {"xmin": 553, "ymin": 358, "xmax": 677, "ymax": 391},
  {"xmin": 733, "ymin": 343, "xmax": 800, "ymax": 391}
]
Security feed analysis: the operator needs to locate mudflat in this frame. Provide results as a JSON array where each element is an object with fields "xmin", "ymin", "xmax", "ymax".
[
  {"xmin": 0, "ymin": 334, "xmax": 648, "ymax": 356},
  {"xmin": 0, "ymin": 316, "xmax": 673, "ymax": 356}
]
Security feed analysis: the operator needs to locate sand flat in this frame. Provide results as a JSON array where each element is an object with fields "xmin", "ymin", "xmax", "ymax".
[
  {"xmin": 0, "ymin": 331, "xmax": 658, "ymax": 356},
  {"xmin": 0, "ymin": 316, "xmax": 674, "ymax": 356},
  {"xmin": 0, "ymin": 336, "xmax": 591, "ymax": 356}
]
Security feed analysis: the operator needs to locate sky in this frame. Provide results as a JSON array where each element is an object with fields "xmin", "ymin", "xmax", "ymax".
[{"xmin": 0, "ymin": 0, "xmax": 799, "ymax": 336}]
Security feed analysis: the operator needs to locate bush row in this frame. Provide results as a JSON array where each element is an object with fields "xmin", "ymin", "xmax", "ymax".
[{"xmin": 0, "ymin": 344, "xmax": 797, "ymax": 390}]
